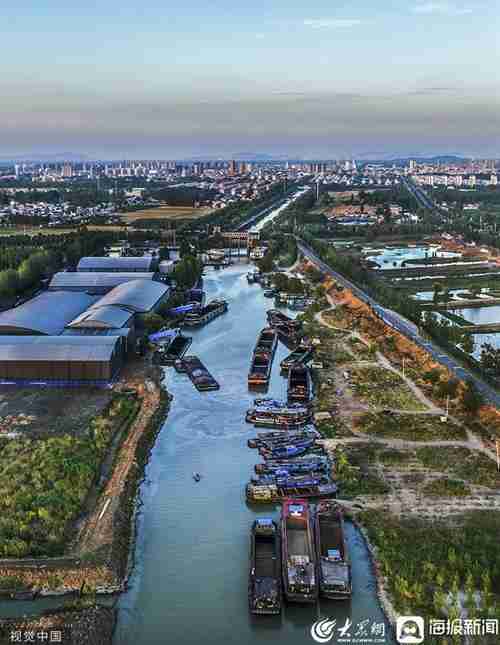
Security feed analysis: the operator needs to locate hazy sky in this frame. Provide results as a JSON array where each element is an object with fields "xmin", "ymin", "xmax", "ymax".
[{"xmin": 2, "ymin": 0, "xmax": 499, "ymax": 158}]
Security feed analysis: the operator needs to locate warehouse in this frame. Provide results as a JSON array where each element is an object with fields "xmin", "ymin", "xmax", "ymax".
[
  {"xmin": 49, "ymin": 272, "xmax": 157, "ymax": 294},
  {"xmin": 88, "ymin": 279, "xmax": 170, "ymax": 314},
  {"xmin": 0, "ymin": 336, "xmax": 124, "ymax": 383},
  {"xmin": 77, "ymin": 256, "xmax": 158, "ymax": 272},
  {"xmin": 0, "ymin": 291, "xmax": 98, "ymax": 335}
]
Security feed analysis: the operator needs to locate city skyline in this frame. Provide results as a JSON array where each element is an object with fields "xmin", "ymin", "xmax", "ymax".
[{"xmin": 2, "ymin": 0, "xmax": 499, "ymax": 158}]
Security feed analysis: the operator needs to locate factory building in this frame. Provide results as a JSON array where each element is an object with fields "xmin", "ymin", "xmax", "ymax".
[
  {"xmin": 48, "ymin": 272, "xmax": 157, "ymax": 294},
  {"xmin": 0, "ymin": 278, "xmax": 170, "ymax": 385},
  {"xmin": 77, "ymin": 256, "xmax": 158, "ymax": 273}
]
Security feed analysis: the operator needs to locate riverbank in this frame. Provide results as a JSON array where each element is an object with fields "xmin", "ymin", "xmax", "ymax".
[{"xmin": 304, "ymin": 270, "xmax": 500, "ymax": 636}]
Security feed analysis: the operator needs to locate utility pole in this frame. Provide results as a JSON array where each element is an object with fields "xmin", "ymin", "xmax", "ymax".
[{"xmin": 496, "ymin": 439, "xmax": 500, "ymax": 472}]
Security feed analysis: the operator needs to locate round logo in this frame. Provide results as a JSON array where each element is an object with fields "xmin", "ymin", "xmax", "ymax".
[{"xmin": 311, "ymin": 617, "xmax": 337, "ymax": 643}]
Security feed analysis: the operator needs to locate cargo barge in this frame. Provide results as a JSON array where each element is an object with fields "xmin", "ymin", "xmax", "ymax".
[
  {"xmin": 183, "ymin": 299, "xmax": 228, "ymax": 328},
  {"xmin": 266, "ymin": 310, "xmax": 301, "ymax": 331},
  {"xmin": 248, "ymin": 429, "xmax": 318, "ymax": 450},
  {"xmin": 181, "ymin": 355, "xmax": 220, "ymax": 392},
  {"xmin": 280, "ymin": 345, "xmax": 314, "ymax": 373},
  {"xmin": 259, "ymin": 439, "xmax": 316, "ymax": 460},
  {"xmin": 152, "ymin": 334, "xmax": 192, "ymax": 366},
  {"xmin": 280, "ymin": 499, "xmax": 318, "ymax": 603},
  {"xmin": 248, "ymin": 519, "xmax": 282, "ymax": 615},
  {"xmin": 246, "ymin": 478, "xmax": 336, "ymax": 504},
  {"xmin": 315, "ymin": 501, "xmax": 352, "ymax": 599},
  {"xmin": 248, "ymin": 328, "xmax": 278, "ymax": 388},
  {"xmin": 287, "ymin": 363, "xmax": 311, "ymax": 405},
  {"xmin": 254, "ymin": 458, "xmax": 330, "ymax": 476},
  {"xmin": 246, "ymin": 402, "xmax": 312, "ymax": 429}
]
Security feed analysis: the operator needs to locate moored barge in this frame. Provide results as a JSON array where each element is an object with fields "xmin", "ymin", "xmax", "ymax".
[
  {"xmin": 248, "ymin": 328, "xmax": 278, "ymax": 388},
  {"xmin": 245, "ymin": 403, "xmax": 312, "ymax": 429},
  {"xmin": 280, "ymin": 499, "xmax": 318, "ymax": 603},
  {"xmin": 153, "ymin": 334, "xmax": 192, "ymax": 366},
  {"xmin": 182, "ymin": 355, "xmax": 220, "ymax": 391},
  {"xmin": 248, "ymin": 429, "xmax": 318, "ymax": 450},
  {"xmin": 246, "ymin": 480, "xmax": 337, "ymax": 504},
  {"xmin": 287, "ymin": 363, "xmax": 311, "ymax": 405},
  {"xmin": 248, "ymin": 519, "xmax": 282, "ymax": 615},
  {"xmin": 280, "ymin": 345, "xmax": 314, "ymax": 373},
  {"xmin": 315, "ymin": 501, "xmax": 352, "ymax": 599},
  {"xmin": 254, "ymin": 458, "xmax": 330, "ymax": 476},
  {"xmin": 183, "ymin": 299, "xmax": 228, "ymax": 328}
]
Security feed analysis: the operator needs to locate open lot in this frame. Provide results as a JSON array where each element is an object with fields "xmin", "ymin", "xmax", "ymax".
[{"xmin": 120, "ymin": 205, "xmax": 213, "ymax": 223}]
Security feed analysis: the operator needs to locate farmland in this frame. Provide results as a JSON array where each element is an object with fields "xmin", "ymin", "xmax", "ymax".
[{"xmin": 120, "ymin": 205, "xmax": 213, "ymax": 224}]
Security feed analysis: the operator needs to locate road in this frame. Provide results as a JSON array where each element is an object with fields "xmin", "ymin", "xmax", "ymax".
[
  {"xmin": 401, "ymin": 175, "xmax": 436, "ymax": 210},
  {"xmin": 297, "ymin": 239, "xmax": 500, "ymax": 408}
]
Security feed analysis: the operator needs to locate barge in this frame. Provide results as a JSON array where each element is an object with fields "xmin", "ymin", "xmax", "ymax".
[
  {"xmin": 248, "ymin": 430, "xmax": 317, "ymax": 450},
  {"xmin": 280, "ymin": 499, "xmax": 318, "ymax": 603},
  {"xmin": 248, "ymin": 519, "xmax": 282, "ymax": 615},
  {"xmin": 287, "ymin": 363, "xmax": 311, "ymax": 405},
  {"xmin": 183, "ymin": 299, "xmax": 228, "ymax": 328},
  {"xmin": 254, "ymin": 459, "xmax": 330, "ymax": 476},
  {"xmin": 246, "ymin": 481, "xmax": 337, "ymax": 504},
  {"xmin": 315, "ymin": 501, "xmax": 352, "ymax": 599},
  {"xmin": 182, "ymin": 355, "xmax": 220, "ymax": 392},
  {"xmin": 245, "ymin": 408, "xmax": 312, "ymax": 430},
  {"xmin": 280, "ymin": 345, "xmax": 314, "ymax": 373},
  {"xmin": 259, "ymin": 439, "xmax": 316, "ymax": 460},
  {"xmin": 267, "ymin": 310, "xmax": 301, "ymax": 331},
  {"xmin": 153, "ymin": 334, "xmax": 192, "ymax": 366},
  {"xmin": 248, "ymin": 328, "xmax": 278, "ymax": 388}
]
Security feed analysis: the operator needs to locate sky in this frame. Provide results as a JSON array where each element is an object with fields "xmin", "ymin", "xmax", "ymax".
[{"xmin": 1, "ymin": 0, "xmax": 499, "ymax": 159}]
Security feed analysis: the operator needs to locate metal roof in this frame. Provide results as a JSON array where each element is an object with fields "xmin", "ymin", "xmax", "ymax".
[
  {"xmin": 67, "ymin": 305, "xmax": 133, "ymax": 329},
  {"xmin": 77, "ymin": 256, "xmax": 155, "ymax": 272},
  {"xmin": 0, "ymin": 335, "xmax": 120, "ymax": 362},
  {"xmin": 0, "ymin": 291, "xmax": 99, "ymax": 335},
  {"xmin": 49, "ymin": 272, "xmax": 156, "ymax": 290},
  {"xmin": 90, "ymin": 279, "xmax": 170, "ymax": 313}
]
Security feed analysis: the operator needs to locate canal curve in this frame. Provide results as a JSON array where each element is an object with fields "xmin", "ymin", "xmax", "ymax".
[{"xmin": 114, "ymin": 263, "xmax": 393, "ymax": 645}]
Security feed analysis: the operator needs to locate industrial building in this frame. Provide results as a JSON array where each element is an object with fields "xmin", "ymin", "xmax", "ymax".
[
  {"xmin": 77, "ymin": 256, "xmax": 158, "ymax": 272},
  {"xmin": 0, "ymin": 277, "xmax": 170, "ymax": 385},
  {"xmin": 49, "ymin": 272, "xmax": 157, "ymax": 293},
  {"xmin": 0, "ymin": 336, "xmax": 123, "ymax": 383}
]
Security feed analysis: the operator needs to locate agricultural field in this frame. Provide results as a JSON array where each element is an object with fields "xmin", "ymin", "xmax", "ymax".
[
  {"xmin": 0, "ymin": 393, "xmax": 139, "ymax": 558},
  {"xmin": 347, "ymin": 365, "xmax": 427, "ymax": 411},
  {"xmin": 416, "ymin": 446, "xmax": 500, "ymax": 489},
  {"xmin": 120, "ymin": 205, "xmax": 212, "ymax": 224},
  {"xmin": 357, "ymin": 411, "xmax": 467, "ymax": 441}
]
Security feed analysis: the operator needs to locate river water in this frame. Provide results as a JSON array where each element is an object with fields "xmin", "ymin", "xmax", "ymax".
[{"xmin": 109, "ymin": 263, "xmax": 392, "ymax": 645}]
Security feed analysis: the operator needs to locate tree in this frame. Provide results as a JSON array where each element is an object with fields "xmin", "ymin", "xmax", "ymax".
[
  {"xmin": 480, "ymin": 343, "xmax": 500, "ymax": 376},
  {"xmin": 139, "ymin": 312, "xmax": 164, "ymax": 334},
  {"xmin": 461, "ymin": 380, "xmax": 484, "ymax": 415}
]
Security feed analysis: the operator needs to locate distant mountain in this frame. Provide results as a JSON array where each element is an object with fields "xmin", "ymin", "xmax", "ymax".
[{"xmin": 0, "ymin": 152, "xmax": 90, "ymax": 162}]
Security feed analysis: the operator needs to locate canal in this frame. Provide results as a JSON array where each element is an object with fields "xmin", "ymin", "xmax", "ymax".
[{"xmin": 114, "ymin": 263, "xmax": 393, "ymax": 645}]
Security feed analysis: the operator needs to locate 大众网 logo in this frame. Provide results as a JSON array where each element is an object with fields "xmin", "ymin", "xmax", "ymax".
[{"xmin": 311, "ymin": 617, "xmax": 337, "ymax": 643}]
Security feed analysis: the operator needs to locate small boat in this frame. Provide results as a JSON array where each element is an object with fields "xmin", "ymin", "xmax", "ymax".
[
  {"xmin": 281, "ymin": 499, "xmax": 318, "ymax": 603},
  {"xmin": 263, "ymin": 290, "xmax": 276, "ymax": 298},
  {"xmin": 248, "ymin": 328, "xmax": 278, "ymax": 388},
  {"xmin": 287, "ymin": 363, "xmax": 311, "ymax": 405},
  {"xmin": 315, "ymin": 501, "xmax": 352, "ymax": 599},
  {"xmin": 248, "ymin": 519, "xmax": 282, "ymax": 615},
  {"xmin": 193, "ymin": 472, "xmax": 201, "ymax": 482}
]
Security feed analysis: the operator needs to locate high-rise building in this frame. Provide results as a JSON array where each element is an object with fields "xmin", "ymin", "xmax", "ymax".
[
  {"xmin": 228, "ymin": 159, "xmax": 237, "ymax": 176},
  {"xmin": 61, "ymin": 163, "xmax": 73, "ymax": 178}
]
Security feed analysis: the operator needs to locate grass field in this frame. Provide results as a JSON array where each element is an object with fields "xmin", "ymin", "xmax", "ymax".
[{"xmin": 120, "ymin": 205, "xmax": 213, "ymax": 223}]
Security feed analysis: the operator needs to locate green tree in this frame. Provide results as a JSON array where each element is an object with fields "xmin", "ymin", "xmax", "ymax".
[{"xmin": 461, "ymin": 380, "xmax": 484, "ymax": 415}]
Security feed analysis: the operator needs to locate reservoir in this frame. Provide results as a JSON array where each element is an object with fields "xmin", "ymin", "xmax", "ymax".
[{"xmin": 114, "ymin": 263, "xmax": 393, "ymax": 645}]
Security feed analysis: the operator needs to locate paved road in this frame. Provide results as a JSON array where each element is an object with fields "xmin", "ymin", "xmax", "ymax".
[
  {"xmin": 297, "ymin": 239, "xmax": 500, "ymax": 407},
  {"xmin": 401, "ymin": 175, "xmax": 435, "ymax": 210}
]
